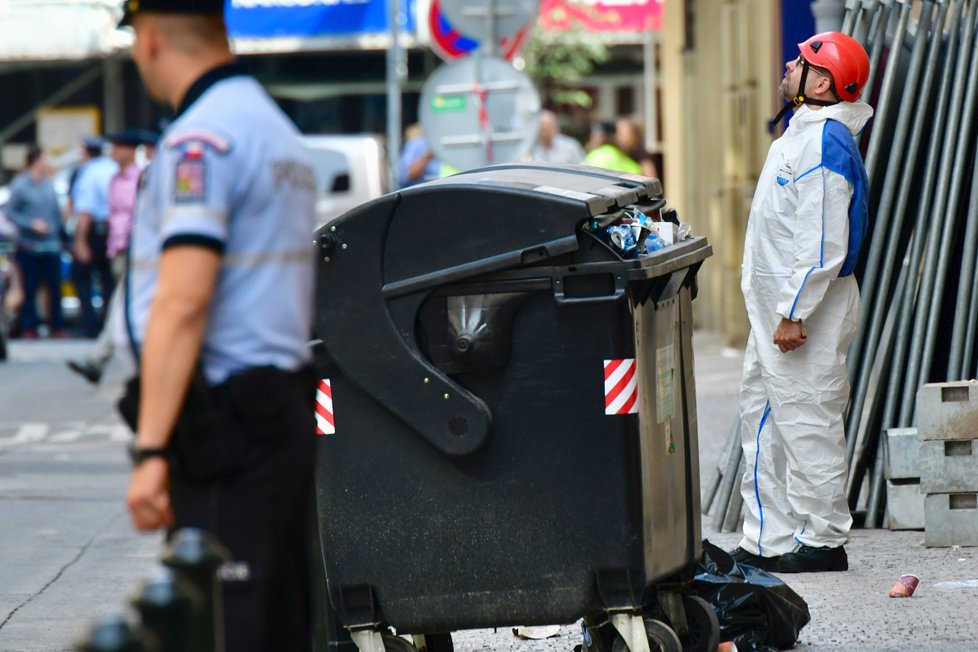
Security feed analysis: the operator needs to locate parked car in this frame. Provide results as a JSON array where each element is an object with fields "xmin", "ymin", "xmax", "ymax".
[{"xmin": 301, "ymin": 134, "xmax": 389, "ymax": 228}]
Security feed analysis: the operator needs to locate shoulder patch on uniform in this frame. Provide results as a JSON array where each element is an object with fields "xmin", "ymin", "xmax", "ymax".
[
  {"xmin": 166, "ymin": 130, "xmax": 232, "ymax": 154},
  {"xmin": 174, "ymin": 147, "xmax": 207, "ymax": 203}
]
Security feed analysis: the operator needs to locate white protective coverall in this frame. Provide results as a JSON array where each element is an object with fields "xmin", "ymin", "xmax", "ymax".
[{"xmin": 738, "ymin": 100, "xmax": 873, "ymax": 557}]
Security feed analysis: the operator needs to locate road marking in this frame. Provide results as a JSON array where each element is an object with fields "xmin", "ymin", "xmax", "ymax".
[{"xmin": 0, "ymin": 422, "xmax": 131, "ymax": 451}]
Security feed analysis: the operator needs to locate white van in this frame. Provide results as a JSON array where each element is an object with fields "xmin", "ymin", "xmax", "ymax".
[{"xmin": 301, "ymin": 135, "xmax": 390, "ymax": 228}]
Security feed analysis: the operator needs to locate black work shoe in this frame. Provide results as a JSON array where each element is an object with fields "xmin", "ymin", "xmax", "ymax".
[
  {"xmin": 777, "ymin": 545, "xmax": 848, "ymax": 573},
  {"xmin": 67, "ymin": 359, "xmax": 103, "ymax": 385},
  {"xmin": 730, "ymin": 547, "xmax": 781, "ymax": 571}
]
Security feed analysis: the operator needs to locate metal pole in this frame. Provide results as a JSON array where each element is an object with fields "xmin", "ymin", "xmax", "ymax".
[
  {"xmin": 916, "ymin": 0, "xmax": 978, "ymax": 398},
  {"xmin": 842, "ymin": 0, "xmax": 863, "ymax": 35},
  {"xmin": 945, "ymin": 1, "xmax": 978, "ymax": 377},
  {"xmin": 703, "ymin": 419, "xmax": 739, "ymax": 515},
  {"xmin": 845, "ymin": 0, "xmax": 910, "ymax": 391},
  {"xmin": 852, "ymin": 0, "xmax": 880, "ymax": 45},
  {"xmin": 858, "ymin": 0, "xmax": 890, "ymax": 111},
  {"xmin": 845, "ymin": 0, "xmax": 933, "ymax": 465},
  {"xmin": 643, "ymin": 32, "xmax": 658, "ymax": 154},
  {"xmin": 899, "ymin": 0, "xmax": 966, "ymax": 426},
  {"xmin": 812, "ymin": 0, "xmax": 849, "ymax": 32},
  {"xmin": 386, "ymin": 0, "xmax": 404, "ymax": 190},
  {"xmin": 858, "ymin": 269, "xmax": 904, "ymax": 525},
  {"xmin": 711, "ymin": 420, "xmax": 742, "ymax": 532},
  {"xmin": 721, "ymin": 458, "xmax": 746, "ymax": 533},
  {"xmin": 877, "ymin": 0, "xmax": 949, "ymax": 434},
  {"xmin": 960, "ymin": 165, "xmax": 978, "ymax": 377},
  {"xmin": 102, "ymin": 57, "xmax": 124, "ymax": 134}
]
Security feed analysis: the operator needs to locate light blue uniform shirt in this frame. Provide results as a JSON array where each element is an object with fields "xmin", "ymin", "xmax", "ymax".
[
  {"xmin": 126, "ymin": 64, "xmax": 316, "ymax": 384},
  {"xmin": 73, "ymin": 156, "xmax": 118, "ymax": 222}
]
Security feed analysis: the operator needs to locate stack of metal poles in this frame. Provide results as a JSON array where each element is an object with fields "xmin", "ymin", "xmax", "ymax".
[{"xmin": 705, "ymin": 0, "xmax": 978, "ymax": 532}]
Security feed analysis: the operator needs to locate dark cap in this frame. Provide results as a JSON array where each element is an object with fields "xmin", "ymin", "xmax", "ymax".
[
  {"xmin": 108, "ymin": 129, "xmax": 144, "ymax": 147},
  {"xmin": 83, "ymin": 136, "xmax": 105, "ymax": 154},
  {"xmin": 119, "ymin": 0, "xmax": 224, "ymax": 27},
  {"xmin": 138, "ymin": 129, "xmax": 160, "ymax": 146}
]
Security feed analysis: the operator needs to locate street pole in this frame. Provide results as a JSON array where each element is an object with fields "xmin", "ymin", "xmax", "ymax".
[
  {"xmin": 643, "ymin": 31, "xmax": 658, "ymax": 154},
  {"xmin": 386, "ymin": 0, "xmax": 405, "ymax": 191}
]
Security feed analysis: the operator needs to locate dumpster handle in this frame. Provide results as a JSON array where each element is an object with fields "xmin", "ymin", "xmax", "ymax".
[{"xmin": 552, "ymin": 273, "xmax": 628, "ymax": 304}]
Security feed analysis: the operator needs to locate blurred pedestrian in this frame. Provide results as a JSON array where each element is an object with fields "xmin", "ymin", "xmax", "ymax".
[
  {"xmin": 119, "ymin": 1, "xmax": 318, "ymax": 650},
  {"xmin": 584, "ymin": 120, "xmax": 640, "ymax": 173},
  {"xmin": 71, "ymin": 137, "xmax": 118, "ymax": 337},
  {"xmin": 68, "ymin": 130, "xmax": 143, "ymax": 384},
  {"xmin": 615, "ymin": 117, "xmax": 663, "ymax": 182},
  {"xmin": 398, "ymin": 123, "xmax": 440, "ymax": 188},
  {"xmin": 4, "ymin": 147, "xmax": 65, "ymax": 339},
  {"xmin": 585, "ymin": 120, "xmax": 613, "ymax": 153},
  {"xmin": 530, "ymin": 110, "xmax": 585, "ymax": 164}
]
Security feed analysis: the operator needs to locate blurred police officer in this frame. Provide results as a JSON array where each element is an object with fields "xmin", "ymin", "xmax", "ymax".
[{"xmin": 119, "ymin": 2, "xmax": 318, "ymax": 650}]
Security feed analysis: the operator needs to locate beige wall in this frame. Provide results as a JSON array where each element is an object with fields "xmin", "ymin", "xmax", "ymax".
[{"xmin": 661, "ymin": 0, "xmax": 782, "ymax": 346}]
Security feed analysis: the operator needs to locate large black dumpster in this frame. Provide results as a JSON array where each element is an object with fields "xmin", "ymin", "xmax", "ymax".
[{"xmin": 311, "ymin": 163, "xmax": 713, "ymax": 647}]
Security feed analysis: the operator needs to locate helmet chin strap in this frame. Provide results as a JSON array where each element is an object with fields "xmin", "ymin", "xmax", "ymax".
[{"xmin": 769, "ymin": 59, "xmax": 839, "ymax": 129}]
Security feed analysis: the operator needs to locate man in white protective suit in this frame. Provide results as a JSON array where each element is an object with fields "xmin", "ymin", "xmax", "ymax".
[{"xmin": 732, "ymin": 32, "xmax": 872, "ymax": 573}]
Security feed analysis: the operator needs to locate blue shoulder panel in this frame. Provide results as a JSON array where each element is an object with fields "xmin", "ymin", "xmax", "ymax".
[{"xmin": 821, "ymin": 119, "xmax": 869, "ymax": 277}]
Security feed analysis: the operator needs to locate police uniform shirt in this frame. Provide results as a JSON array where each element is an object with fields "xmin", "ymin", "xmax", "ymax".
[
  {"xmin": 127, "ymin": 63, "xmax": 316, "ymax": 384},
  {"xmin": 73, "ymin": 156, "xmax": 119, "ymax": 222}
]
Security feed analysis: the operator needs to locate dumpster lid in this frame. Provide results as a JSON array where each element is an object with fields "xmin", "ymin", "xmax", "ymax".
[{"xmin": 384, "ymin": 164, "xmax": 665, "ymax": 294}]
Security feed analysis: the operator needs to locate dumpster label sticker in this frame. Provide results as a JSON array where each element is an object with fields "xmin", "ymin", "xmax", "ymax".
[
  {"xmin": 315, "ymin": 379, "xmax": 335, "ymax": 435},
  {"xmin": 664, "ymin": 420, "xmax": 677, "ymax": 455},
  {"xmin": 656, "ymin": 344, "xmax": 675, "ymax": 423},
  {"xmin": 604, "ymin": 359, "xmax": 638, "ymax": 415}
]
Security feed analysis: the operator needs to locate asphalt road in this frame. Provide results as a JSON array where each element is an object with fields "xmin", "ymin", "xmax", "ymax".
[{"xmin": 1, "ymin": 336, "xmax": 976, "ymax": 651}]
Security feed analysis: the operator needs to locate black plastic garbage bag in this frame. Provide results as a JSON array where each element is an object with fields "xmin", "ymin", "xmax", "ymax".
[{"xmin": 689, "ymin": 540, "xmax": 810, "ymax": 652}]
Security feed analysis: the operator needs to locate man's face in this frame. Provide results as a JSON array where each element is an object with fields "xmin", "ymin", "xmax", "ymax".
[
  {"xmin": 780, "ymin": 56, "xmax": 805, "ymax": 101},
  {"xmin": 539, "ymin": 119, "xmax": 555, "ymax": 147},
  {"xmin": 111, "ymin": 143, "xmax": 137, "ymax": 167},
  {"xmin": 780, "ymin": 55, "xmax": 830, "ymax": 102}
]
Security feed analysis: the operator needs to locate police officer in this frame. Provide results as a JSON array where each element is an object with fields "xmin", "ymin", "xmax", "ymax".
[{"xmin": 119, "ymin": 2, "xmax": 318, "ymax": 650}]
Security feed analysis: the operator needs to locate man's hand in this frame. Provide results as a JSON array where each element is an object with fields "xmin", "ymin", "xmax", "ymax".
[
  {"xmin": 29, "ymin": 219, "xmax": 50, "ymax": 235},
  {"xmin": 773, "ymin": 317, "xmax": 807, "ymax": 353},
  {"xmin": 125, "ymin": 458, "xmax": 174, "ymax": 531},
  {"xmin": 73, "ymin": 238, "xmax": 92, "ymax": 264}
]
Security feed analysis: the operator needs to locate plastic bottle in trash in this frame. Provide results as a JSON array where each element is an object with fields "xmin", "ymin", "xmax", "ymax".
[{"xmin": 643, "ymin": 233, "xmax": 665, "ymax": 255}]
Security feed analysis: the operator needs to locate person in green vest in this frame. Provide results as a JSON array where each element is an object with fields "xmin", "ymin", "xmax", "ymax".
[{"xmin": 584, "ymin": 121, "xmax": 641, "ymax": 174}]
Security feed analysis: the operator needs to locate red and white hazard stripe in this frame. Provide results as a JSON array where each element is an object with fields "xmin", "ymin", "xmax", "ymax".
[
  {"xmin": 315, "ymin": 379, "xmax": 335, "ymax": 435},
  {"xmin": 604, "ymin": 359, "xmax": 638, "ymax": 415}
]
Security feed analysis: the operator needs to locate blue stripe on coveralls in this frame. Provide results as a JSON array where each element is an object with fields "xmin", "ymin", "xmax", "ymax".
[
  {"xmin": 754, "ymin": 402, "xmax": 772, "ymax": 556},
  {"xmin": 787, "ymin": 170, "xmax": 827, "ymax": 321}
]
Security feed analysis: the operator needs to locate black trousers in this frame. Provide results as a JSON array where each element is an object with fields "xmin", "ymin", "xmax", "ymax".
[
  {"xmin": 72, "ymin": 226, "xmax": 113, "ymax": 337},
  {"xmin": 167, "ymin": 368, "xmax": 317, "ymax": 652}
]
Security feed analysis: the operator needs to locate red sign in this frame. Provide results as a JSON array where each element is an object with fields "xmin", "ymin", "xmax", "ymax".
[
  {"xmin": 539, "ymin": 0, "xmax": 663, "ymax": 33},
  {"xmin": 428, "ymin": 0, "xmax": 531, "ymax": 62}
]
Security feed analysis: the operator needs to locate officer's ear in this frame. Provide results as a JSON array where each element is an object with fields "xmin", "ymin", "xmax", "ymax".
[{"xmin": 131, "ymin": 15, "xmax": 163, "ymax": 62}]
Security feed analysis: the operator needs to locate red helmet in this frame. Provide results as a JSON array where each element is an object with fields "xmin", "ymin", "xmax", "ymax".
[{"xmin": 799, "ymin": 32, "xmax": 870, "ymax": 102}]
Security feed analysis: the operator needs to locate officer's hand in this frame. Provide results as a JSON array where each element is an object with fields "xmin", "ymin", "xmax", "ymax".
[
  {"xmin": 126, "ymin": 458, "xmax": 174, "ymax": 531},
  {"xmin": 773, "ymin": 318, "xmax": 807, "ymax": 353},
  {"xmin": 30, "ymin": 218, "xmax": 50, "ymax": 235}
]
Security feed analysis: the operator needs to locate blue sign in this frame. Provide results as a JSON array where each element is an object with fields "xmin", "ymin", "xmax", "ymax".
[{"xmin": 225, "ymin": 0, "xmax": 416, "ymax": 39}]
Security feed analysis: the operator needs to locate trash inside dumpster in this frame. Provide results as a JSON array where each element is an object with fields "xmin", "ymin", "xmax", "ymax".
[{"xmin": 312, "ymin": 163, "xmax": 714, "ymax": 650}]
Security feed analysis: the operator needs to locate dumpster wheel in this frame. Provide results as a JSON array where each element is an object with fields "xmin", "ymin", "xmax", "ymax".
[
  {"xmin": 674, "ymin": 596, "xmax": 720, "ymax": 652},
  {"xmin": 382, "ymin": 634, "xmax": 417, "ymax": 652},
  {"xmin": 610, "ymin": 618, "xmax": 682, "ymax": 652}
]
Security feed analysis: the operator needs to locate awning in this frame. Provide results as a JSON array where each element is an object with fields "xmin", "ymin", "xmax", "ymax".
[{"xmin": 0, "ymin": 0, "xmax": 123, "ymax": 62}]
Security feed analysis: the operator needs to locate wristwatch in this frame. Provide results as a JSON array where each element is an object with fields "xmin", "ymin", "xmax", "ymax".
[{"xmin": 128, "ymin": 441, "xmax": 169, "ymax": 466}]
